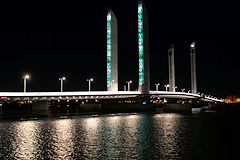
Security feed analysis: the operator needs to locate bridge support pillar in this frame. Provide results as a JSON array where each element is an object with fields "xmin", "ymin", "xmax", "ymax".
[
  {"xmin": 138, "ymin": 0, "xmax": 150, "ymax": 94},
  {"xmin": 32, "ymin": 101, "xmax": 49, "ymax": 115}
]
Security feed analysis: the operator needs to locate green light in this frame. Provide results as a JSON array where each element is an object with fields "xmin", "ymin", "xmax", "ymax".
[
  {"xmin": 107, "ymin": 12, "xmax": 112, "ymax": 88},
  {"xmin": 138, "ymin": 3, "xmax": 144, "ymax": 85}
]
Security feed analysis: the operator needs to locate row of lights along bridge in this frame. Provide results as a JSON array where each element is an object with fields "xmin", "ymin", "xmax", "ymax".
[
  {"xmin": 22, "ymin": 75, "xmax": 190, "ymax": 93},
  {"xmin": 23, "ymin": 75, "xmax": 93, "ymax": 92}
]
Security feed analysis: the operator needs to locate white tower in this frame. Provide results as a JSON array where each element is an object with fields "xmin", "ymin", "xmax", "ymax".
[
  {"xmin": 168, "ymin": 44, "xmax": 176, "ymax": 92},
  {"xmin": 190, "ymin": 41, "xmax": 197, "ymax": 94}
]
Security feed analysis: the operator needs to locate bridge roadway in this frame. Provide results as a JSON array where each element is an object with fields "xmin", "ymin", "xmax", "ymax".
[{"xmin": 0, "ymin": 91, "xmax": 223, "ymax": 103}]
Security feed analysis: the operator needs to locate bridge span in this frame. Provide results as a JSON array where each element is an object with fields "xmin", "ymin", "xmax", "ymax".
[{"xmin": 0, "ymin": 91, "xmax": 223, "ymax": 103}]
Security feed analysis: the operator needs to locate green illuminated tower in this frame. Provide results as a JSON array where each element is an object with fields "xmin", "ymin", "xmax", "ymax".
[
  {"xmin": 107, "ymin": 9, "xmax": 118, "ymax": 91},
  {"xmin": 138, "ymin": 0, "xmax": 150, "ymax": 94}
]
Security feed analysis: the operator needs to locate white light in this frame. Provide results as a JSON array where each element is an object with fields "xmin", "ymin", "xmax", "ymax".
[
  {"xmin": 59, "ymin": 77, "xmax": 66, "ymax": 80},
  {"xmin": 107, "ymin": 14, "xmax": 111, "ymax": 21},
  {"xmin": 191, "ymin": 41, "xmax": 196, "ymax": 48},
  {"xmin": 23, "ymin": 74, "xmax": 30, "ymax": 79}
]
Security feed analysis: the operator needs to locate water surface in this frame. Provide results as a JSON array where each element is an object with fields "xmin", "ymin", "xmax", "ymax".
[{"xmin": 0, "ymin": 113, "xmax": 239, "ymax": 159}]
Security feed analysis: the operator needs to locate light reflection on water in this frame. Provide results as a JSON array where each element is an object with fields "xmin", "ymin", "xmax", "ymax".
[
  {"xmin": 154, "ymin": 114, "xmax": 182, "ymax": 159},
  {"xmin": 52, "ymin": 119, "xmax": 75, "ymax": 159},
  {"xmin": 0, "ymin": 113, "xmax": 237, "ymax": 159},
  {"xmin": 11, "ymin": 121, "xmax": 40, "ymax": 159}
]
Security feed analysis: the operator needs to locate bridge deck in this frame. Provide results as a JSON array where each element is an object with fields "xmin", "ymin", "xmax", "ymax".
[{"xmin": 0, "ymin": 91, "xmax": 223, "ymax": 102}]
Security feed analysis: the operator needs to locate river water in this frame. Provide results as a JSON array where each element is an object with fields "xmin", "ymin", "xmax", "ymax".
[{"xmin": 0, "ymin": 112, "xmax": 239, "ymax": 159}]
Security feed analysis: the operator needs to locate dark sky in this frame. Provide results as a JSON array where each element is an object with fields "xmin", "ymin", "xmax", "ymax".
[{"xmin": 0, "ymin": 0, "xmax": 239, "ymax": 97}]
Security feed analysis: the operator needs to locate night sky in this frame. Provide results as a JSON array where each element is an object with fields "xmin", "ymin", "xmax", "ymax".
[{"xmin": 0, "ymin": 0, "xmax": 239, "ymax": 97}]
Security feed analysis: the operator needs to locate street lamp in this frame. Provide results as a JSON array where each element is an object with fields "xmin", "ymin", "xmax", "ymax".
[
  {"xmin": 59, "ymin": 77, "xmax": 66, "ymax": 92},
  {"xmin": 23, "ymin": 74, "xmax": 30, "ymax": 92},
  {"xmin": 126, "ymin": 80, "xmax": 132, "ymax": 91},
  {"xmin": 86, "ymin": 78, "xmax": 93, "ymax": 92},
  {"xmin": 191, "ymin": 41, "xmax": 196, "ymax": 48},
  {"xmin": 181, "ymin": 88, "xmax": 185, "ymax": 92},
  {"xmin": 174, "ymin": 86, "xmax": 177, "ymax": 92},
  {"xmin": 164, "ymin": 84, "xmax": 169, "ymax": 91},
  {"xmin": 155, "ymin": 83, "xmax": 160, "ymax": 91},
  {"xmin": 124, "ymin": 85, "xmax": 126, "ymax": 91}
]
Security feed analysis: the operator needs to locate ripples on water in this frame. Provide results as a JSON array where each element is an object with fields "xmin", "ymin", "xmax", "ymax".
[{"xmin": 0, "ymin": 113, "xmax": 239, "ymax": 159}]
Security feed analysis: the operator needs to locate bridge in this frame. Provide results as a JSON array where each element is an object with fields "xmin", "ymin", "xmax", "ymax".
[
  {"xmin": 0, "ymin": 91, "xmax": 223, "ymax": 114},
  {"xmin": 0, "ymin": 1, "xmax": 224, "ymax": 114},
  {"xmin": 0, "ymin": 91, "xmax": 223, "ymax": 103}
]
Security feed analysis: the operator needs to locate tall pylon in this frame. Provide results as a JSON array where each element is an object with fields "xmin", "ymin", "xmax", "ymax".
[
  {"xmin": 190, "ymin": 41, "xmax": 197, "ymax": 94},
  {"xmin": 138, "ymin": 0, "xmax": 150, "ymax": 94},
  {"xmin": 168, "ymin": 44, "xmax": 176, "ymax": 92},
  {"xmin": 107, "ymin": 9, "xmax": 118, "ymax": 91}
]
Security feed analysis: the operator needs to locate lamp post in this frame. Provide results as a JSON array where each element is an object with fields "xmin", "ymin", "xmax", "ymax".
[
  {"xmin": 87, "ymin": 78, "xmax": 93, "ymax": 92},
  {"xmin": 174, "ymin": 86, "xmax": 177, "ymax": 92},
  {"xmin": 155, "ymin": 83, "xmax": 160, "ymax": 91},
  {"xmin": 23, "ymin": 74, "xmax": 30, "ymax": 92},
  {"xmin": 181, "ymin": 88, "xmax": 185, "ymax": 92},
  {"xmin": 126, "ymin": 80, "xmax": 132, "ymax": 91},
  {"xmin": 59, "ymin": 77, "xmax": 66, "ymax": 92},
  {"xmin": 164, "ymin": 84, "xmax": 169, "ymax": 91}
]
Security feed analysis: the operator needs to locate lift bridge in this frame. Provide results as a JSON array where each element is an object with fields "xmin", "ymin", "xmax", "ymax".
[
  {"xmin": 0, "ymin": 1, "xmax": 224, "ymax": 113},
  {"xmin": 0, "ymin": 91, "xmax": 223, "ymax": 103}
]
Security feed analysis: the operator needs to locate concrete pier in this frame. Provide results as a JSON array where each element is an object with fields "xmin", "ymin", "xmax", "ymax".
[{"xmin": 32, "ymin": 101, "xmax": 49, "ymax": 115}]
